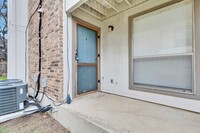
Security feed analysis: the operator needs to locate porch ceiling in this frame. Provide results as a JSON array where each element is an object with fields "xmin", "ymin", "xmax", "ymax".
[{"xmin": 75, "ymin": 0, "xmax": 148, "ymax": 20}]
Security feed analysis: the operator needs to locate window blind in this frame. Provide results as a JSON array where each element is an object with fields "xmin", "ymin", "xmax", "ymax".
[{"xmin": 132, "ymin": 1, "xmax": 193, "ymax": 91}]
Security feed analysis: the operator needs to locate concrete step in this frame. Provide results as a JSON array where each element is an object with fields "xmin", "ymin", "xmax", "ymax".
[
  {"xmin": 53, "ymin": 104, "xmax": 120, "ymax": 133},
  {"xmin": 50, "ymin": 92, "xmax": 200, "ymax": 133}
]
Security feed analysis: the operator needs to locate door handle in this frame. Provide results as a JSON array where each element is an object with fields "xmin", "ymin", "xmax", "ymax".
[
  {"xmin": 75, "ymin": 50, "xmax": 79, "ymax": 61},
  {"xmin": 75, "ymin": 56, "xmax": 79, "ymax": 61}
]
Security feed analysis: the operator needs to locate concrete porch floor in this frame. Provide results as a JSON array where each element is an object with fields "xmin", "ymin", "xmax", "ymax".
[{"xmin": 58, "ymin": 92, "xmax": 200, "ymax": 133}]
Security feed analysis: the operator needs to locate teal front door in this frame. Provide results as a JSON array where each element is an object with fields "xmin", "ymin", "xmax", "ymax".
[{"xmin": 76, "ymin": 24, "xmax": 98, "ymax": 95}]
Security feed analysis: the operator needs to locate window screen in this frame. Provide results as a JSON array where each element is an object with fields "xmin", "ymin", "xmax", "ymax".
[{"xmin": 132, "ymin": 1, "xmax": 193, "ymax": 92}]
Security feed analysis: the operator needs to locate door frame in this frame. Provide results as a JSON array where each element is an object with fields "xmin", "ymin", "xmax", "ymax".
[{"xmin": 73, "ymin": 18, "xmax": 101, "ymax": 97}]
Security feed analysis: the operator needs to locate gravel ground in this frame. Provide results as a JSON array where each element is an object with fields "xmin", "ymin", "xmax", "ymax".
[{"xmin": 0, "ymin": 113, "xmax": 69, "ymax": 133}]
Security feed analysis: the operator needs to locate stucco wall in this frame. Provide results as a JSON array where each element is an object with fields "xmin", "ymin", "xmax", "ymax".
[
  {"xmin": 100, "ymin": 0, "xmax": 200, "ymax": 112},
  {"xmin": 28, "ymin": 0, "xmax": 64, "ymax": 100}
]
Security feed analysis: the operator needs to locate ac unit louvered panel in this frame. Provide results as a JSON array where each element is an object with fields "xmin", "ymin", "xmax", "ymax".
[
  {"xmin": 0, "ymin": 87, "xmax": 18, "ymax": 115},
  {"xmin": 0, "ymin": 103, "xmax": 16, "ymax": 108}
]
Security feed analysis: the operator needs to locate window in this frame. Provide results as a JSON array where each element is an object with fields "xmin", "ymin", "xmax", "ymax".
[{"xmin": 131, "ymin": 1, "xmax": 194, "ymax": 93}]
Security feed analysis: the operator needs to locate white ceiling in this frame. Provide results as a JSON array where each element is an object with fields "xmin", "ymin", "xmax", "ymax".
[{"xmin": 77, "ymin": 0, "xmax": 148, "ymax": 20}]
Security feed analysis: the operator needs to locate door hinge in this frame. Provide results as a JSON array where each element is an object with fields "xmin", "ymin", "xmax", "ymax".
[
  {"xmin": 98, "ymin": 35, "xmax": 100, "ymax": 39},
  {"xmin": 98, "ymin": 54, "xmax": 100, "ymax": 58},
  {"xmin": 98, "ymin": 80, "xmax": 100, "ymax": 83}
]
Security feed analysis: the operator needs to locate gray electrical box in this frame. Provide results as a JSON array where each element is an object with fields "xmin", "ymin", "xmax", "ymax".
[{"xmin": 0, "ymin": 79, "xmax": 28, "ymax": 116}]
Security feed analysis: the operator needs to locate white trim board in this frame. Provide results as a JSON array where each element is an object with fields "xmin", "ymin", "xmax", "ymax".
[{"xmin": 102, "ymin": 89, "xmax": 200, "ymax": 113}]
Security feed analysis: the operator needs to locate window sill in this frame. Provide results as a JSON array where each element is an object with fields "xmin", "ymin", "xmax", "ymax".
[{"xmin": 129, "ymin": 84, "xmax": 200, "ymax": 100}]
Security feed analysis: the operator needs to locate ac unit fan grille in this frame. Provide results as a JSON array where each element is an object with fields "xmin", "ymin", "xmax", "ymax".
[{"xmin": 0, "ymin": 88, "xmax": 18, "ymax": 115}]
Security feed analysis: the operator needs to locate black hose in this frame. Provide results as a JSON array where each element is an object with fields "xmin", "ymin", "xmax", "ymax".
[
  {"xmin": 28, "ymin": 102, "xmax": 42, "ymax": 109},
  {"xmin": 35, "ymin": 0, "xmax": 43, "ymax": 99}
]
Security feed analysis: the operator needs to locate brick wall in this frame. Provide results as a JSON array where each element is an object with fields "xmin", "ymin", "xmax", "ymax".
[{"xmin": 28, "ymin": 0, "xmax": 64, "ymax": 100}]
